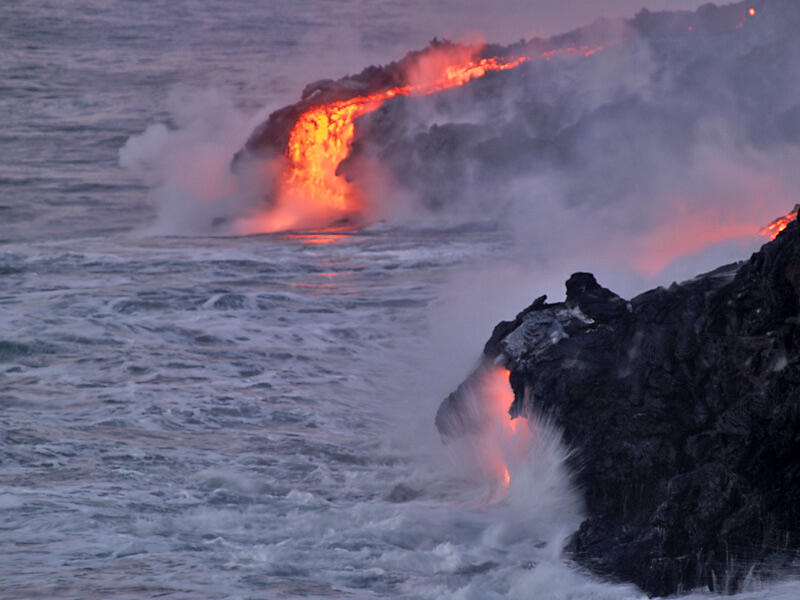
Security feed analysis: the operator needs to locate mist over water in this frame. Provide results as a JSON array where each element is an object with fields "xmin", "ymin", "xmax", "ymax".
[{"xmin": 4, "ymin": 0, "xmax": 800, "ymax": 597}]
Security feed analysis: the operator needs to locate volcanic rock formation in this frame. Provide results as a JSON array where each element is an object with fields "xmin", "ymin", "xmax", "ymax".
[{"xmin": 437, "ymin": 216, "xmax": 800, "ymax": 595}]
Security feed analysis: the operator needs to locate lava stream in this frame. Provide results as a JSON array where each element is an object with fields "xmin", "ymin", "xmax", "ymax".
[
  {"xmin": 256, "ymin": 53, "xmax": 529, "ymax": 233},
  {"xmin": 761, "ymin": 209, "xmax": 798, "ymax": 241},
  {"xmin": 478, "ymin": 366, "xmax": 532, "ymax": 493}
]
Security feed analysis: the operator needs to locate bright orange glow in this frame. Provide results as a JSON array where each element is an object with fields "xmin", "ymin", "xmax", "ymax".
[
  {"xmin": 631, "ymin": 217, "xmax": 760, "ymax": 276},
  {"xmin": 615, "ymin": 195, "xmax": 795, "ymax": 277},
  {"xmin": 479, "ymin": 367, "xmax": 532, "ymax": 490},
  {"xmin": 749, "ymin": 8, "xmax": 757, "ymax": 17},
  {"xmin": 250, "ymin": 40, "xmax": 611, "ymax": 233},
  {"xmin": 760, "ymin": 210, "xmax": 797, "ymax": 240},
  {"xmin": 283, "ymin": 233, "xmax": 350, "ymax": 245},
  {"xmin": 255, "ymin": 53, "xmax": 529, "ymax": 233},
  {"xmin": 266, "ymin": 88, "xmax": 403, "ymax": 233}
]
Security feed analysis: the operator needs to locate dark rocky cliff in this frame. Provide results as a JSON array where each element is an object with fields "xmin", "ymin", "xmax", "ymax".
[{"xmin": 437, "ymin": 217, "xmax": 800, "ymax": 596}]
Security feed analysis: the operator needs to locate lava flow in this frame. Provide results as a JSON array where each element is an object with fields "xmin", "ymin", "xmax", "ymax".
[
  {"xmin": 478, "ymin": 366, "xmax": 532, "ymax": 491},
  {"xmin": 256, "ymin": 51, "xmax": 528, "ymax": 232},
  {"xmin": 761, "ymin": 209, "xmax": 799, "ymax": 240}
]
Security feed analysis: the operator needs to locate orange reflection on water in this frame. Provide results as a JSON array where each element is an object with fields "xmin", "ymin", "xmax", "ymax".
[
  {"xmin": 282, "ymin": 225, "xmax": 357, "ymax": 246},
  {"xmin": 284, "ymin": 234, "xmax": 348, "ymax": 245}
]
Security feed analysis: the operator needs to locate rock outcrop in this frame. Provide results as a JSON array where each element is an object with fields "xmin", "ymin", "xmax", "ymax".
[{"xmin": 437, "ymin": 217, "xmax": 800, "ymax": 595}]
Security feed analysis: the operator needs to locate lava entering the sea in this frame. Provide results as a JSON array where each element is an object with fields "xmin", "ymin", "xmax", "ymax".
[
  {"xmin": 477, "ymin": 366, "xmax": 532, "ymax": 492},
  {"xmin": 252, "ymin": 50, "xmax": 529, "ymax": 233}
]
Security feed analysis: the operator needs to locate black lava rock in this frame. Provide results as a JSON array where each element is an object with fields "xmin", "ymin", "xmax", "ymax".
[{"xmin": 437, "ymin": 217, "xmax": 800, "ymax": 595}]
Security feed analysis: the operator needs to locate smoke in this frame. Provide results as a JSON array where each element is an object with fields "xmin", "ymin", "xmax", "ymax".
[
  {"xmin": 495, "ymin": 137, "xmax": 797, "ymax": 296},
  {"xmin": 405, "ymin": 43, "xmax": 484, "ymax": 90}
]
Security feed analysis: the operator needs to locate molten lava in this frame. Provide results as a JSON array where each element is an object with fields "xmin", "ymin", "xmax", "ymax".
[
  {"xmin": 248, "ymin": 37, "xmax": 615, "ymax": 233},
  {"xmin": 761, "ymin": 210, "xmax": 798, "ymax": 241},
  {"xmin": 265, "ymin": 89, "xmax": 400, "ymax": 232},
  {"xmin": 257, "ymin": 53, "xmax": 528, "ymax": 232},
  {"xmin": 478, "ymin": 366, "xmax": 531, "ymax": 491}
]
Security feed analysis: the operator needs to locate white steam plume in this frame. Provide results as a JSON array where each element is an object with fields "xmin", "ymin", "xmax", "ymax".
[{"xmin": 119, "ymin": 88, "xmax": 273, "ymax": 236}]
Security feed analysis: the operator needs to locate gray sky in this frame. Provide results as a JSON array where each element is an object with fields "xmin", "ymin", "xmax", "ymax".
[{"xmin": 422, "ymin": 0, "xmax": 725, "ymax": 41}]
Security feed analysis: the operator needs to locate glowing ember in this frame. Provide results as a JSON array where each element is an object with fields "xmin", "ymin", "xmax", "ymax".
[
  {"xmin": 264, "ymin": 89, "xmax": 401, "ymax": 232},
  {"xmin": 760, "ymin": 210, "xmax": 798, "ymax": 241},
  {"xmin": 737, "ymin": 7, "xmax": 758, "ymax": 28}
]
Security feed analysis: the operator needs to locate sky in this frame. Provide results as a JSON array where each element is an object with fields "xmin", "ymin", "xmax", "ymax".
[{"xmin": 422, "ymin": 0, "xmax": 723, "ymax": 42}]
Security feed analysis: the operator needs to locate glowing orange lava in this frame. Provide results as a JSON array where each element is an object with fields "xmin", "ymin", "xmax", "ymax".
[
  {"xmin": 479, "ymin": 366, "xmax": 531, "ymax": 490},
  {"xmin": 248, "ymin": 38, "xmax": 614, "ymax": 234},
  {"xmin": 749, "ymin": 8, "xmax": 757, "ymax": 17},
  {"xmin": 266, "ymin": 88, "xmax": 403, "ymax": 232},
  {"xmin": 760, "ymin": 210, "xmax": 798, "ymax": 240},
  {"xmin": 256, "ymin": 53, "xmax": 529, "ymax": 233}
]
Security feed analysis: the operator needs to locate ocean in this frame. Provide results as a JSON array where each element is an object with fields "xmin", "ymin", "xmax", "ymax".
[{"xmin": 2, "ymin": 1, "xmax": 799, "ymax": 598}]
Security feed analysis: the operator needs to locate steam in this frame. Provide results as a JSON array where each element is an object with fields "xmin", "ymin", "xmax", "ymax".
[
  {"xmin": 346, "ymin": 4, "xmax": 800, "ymax": 291},
  {"xmin": 123, "ymin": 2, "xmax": 799, "ymax": 284},
  {"xmin": 404, "ymin": 43, "xmax": 484, "ymax": 90},
  {"xmin": 118, "ymin": 4, "xmax": 800, "ymax": 283},
  {"xmin": 424, "ymin": 363, "xmax": 584, "ymax": 559},
  {"xmin": 420, "ymin": 365, "xmax": 593, "ymax": 600},
  {"xmin": 496, "ymin": 139, "xmax": 796, "ymax": 295},
  {"xmin": 119, "ymin": 88, "xmax": 271, "ymax": 235}
]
